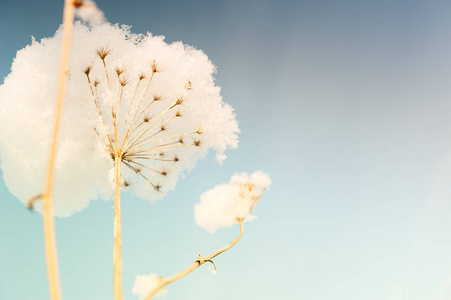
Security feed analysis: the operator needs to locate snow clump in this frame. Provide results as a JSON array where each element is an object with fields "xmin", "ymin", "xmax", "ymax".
[
  {"xmin": 194, "ymin": 171, "xmax": 271, "ymax": 233},
  {"xmin": 0, "ymin": 21, "xmax": 239, "ymax": 217}
]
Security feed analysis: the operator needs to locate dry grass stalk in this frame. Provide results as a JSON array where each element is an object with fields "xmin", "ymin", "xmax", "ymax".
[{"xmin": 42, "ymin": 0, "xmax": 77, "ymax": 299}]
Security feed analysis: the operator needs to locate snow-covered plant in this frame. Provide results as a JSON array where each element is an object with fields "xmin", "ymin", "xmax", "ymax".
[
  {"xmin": 0, "ymin": 22, "xmax": 238, "ymax": 217},
  {"xmin": 0, "ymin": 2, "xmax": 274, "ymax": 300},
  {"xmin": 0, "ymin": 2, "xmax": 238, "ymax": 299},
  {"xmin": 134, "ymin": 171, "xmax": 271, "ymax": 299},
  {"xmin": 195, "ymin": 170, "xmax": 271, "ymax": 233}
]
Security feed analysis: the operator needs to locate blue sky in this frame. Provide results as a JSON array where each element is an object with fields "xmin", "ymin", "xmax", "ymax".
[{"xmin": 1, "ymin": 0, "xmax": 451, "ymax": 299}]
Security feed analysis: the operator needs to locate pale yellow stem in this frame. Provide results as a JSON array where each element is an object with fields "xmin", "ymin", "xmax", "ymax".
[
  {"xmin": 115, "ymin": 86, "xmax": 124, "ymax": 142},
  {"xmin": 42, "ymin": 1, "xmax": 76, "ymax": 299},
  {"xmin": 112, "ymin": 77, "xmax": 120, "ymax": 149},
  {"xmin": 144, "ymin": 219, "xmax": 244, "ymax": 300},
  {"xmin": 114, "ymin": 154, "xmax": 123, "ymax": 300},
  {"xmin": 102, "ymin": 59, "xmax": 111, "ymax": 90}
]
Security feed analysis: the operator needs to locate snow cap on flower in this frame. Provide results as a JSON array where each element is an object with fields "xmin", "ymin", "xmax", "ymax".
[
  {"xmin": 194, "ymin": 171, "xmax": 271, "ymax": 234},
  {"xmin": 0, "ymin": 22, "xmax": 239, "ymax": 217},
  {"xmin": 132, "ymin": 273, "xmax": 167, "ymax": 299}
]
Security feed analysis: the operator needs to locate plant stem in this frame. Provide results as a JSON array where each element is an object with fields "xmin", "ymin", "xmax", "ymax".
[
  {"xmin": 144, "ymin": 219, "xmax": 244, "ymax": 300},
  {"xmin": 42, "ymin": 1, "xmax": 75, "ymax": 299},
  {"xmin": 114, "ymin": 154, "xmax": 123, "ymax": 300}
]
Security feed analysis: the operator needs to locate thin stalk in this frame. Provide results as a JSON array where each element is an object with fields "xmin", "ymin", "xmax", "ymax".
[
  {"xmin": 114, "ymin": 154, "xmax": 123, "ymax": 300},
  {"xmin": 125, "ymin": 130, "xmax": 195, "ymax": 152},
  {"xmin": 125, "ymin": 143, "xmax": 192, "ymax": 156},
  {"xmin": 122, "ymin": 94, "xmax": 181, "ymax": 152},
  {"xmin": 42, "ymin": 0, "xmax": 75, "ymax": 299},
  {"xmin": 124, "ymin": 115, "xmax": 178, "ymax": 152},
  {"xmin": 125, "ymin": 159, "xmax": 167, "ymax": 175},
  {"xmin": 143, "ymin": 219, "xmax": 244, "ymax": 300},
  {"xmin": 102, "ymin": 59, "xmax": 111, "ymax": 90},
  {"xmin": 112, "ymin": 78, "xmax": 120, "ymax": 149},
  {"xmin": 120, "ymin": 72, "xmax": 155, "ymax": 149},
  {"xmin": 86, "ymin": 76, "xmax": 115, "ymax": 150},
  {"xmin": 119, "ymin": 78, "xmax": 142, "ymax": 145}
]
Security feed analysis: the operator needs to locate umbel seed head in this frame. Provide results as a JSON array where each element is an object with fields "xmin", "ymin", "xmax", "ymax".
[{"xmin": 0, "ymin": 21, "xmax": 239, "ymax": 216}]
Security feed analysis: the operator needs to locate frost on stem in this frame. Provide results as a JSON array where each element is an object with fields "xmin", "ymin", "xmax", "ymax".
[
  {"xmin": 194, "ymin": 171, "xmax": 271, "ymax": 233},
  {"xmin": 0, "ymin": 22, "xmax": 239, "ymax": 217}
]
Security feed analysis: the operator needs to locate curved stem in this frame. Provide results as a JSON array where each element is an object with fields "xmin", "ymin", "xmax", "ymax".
[
  {"xmin": 42, "ymin": 1, "xmax": 76, "ymax": 299},
  {"xmin": 143, "ymin": 219, "xmax": 244, "ymax": 300},
  {"xmin": 114, "ymin": 154, "xmax": 123, "ymax": 300}
]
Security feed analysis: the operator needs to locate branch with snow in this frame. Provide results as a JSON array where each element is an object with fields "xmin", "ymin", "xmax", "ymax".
[
  {"xmin": 133, "ymin": 171, "xmax": 270, "ymax": 299},
  {"xmin": 0, "ymin": 2, "xmax": 272, "ymax": 300},
  {"xmin": 194, "ymin": 170, "xmax": 271, "ymax": 233}
]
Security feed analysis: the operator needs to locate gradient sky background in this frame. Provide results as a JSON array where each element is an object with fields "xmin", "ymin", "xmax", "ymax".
[{"xmin": 1, "ymin": 0, "xmax": 451, "ymax": 299}]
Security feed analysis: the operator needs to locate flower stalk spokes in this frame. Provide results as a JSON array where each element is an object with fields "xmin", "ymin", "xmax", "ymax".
[{"xmin": 84, "ymin": 47, "xmax": 203, "ymax": 300}]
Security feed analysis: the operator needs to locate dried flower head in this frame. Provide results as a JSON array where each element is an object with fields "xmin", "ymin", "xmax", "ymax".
[
  {"xmin": 122, "ymin": 178, "xmax": 132, "ymax": 188},
  {"xmin": 119, "ymin": 76, "xmax": 129, "ymax": 87},
  {"xmin": 151, "ymin": 60, "xmax": 159, "ymax": 73},
  {"xmin": 83, "ymin": 65, "xmax": 92, "ymax": 76},
  {"xmin": 185, "ymin": 80, "xmax": 192, "ymax": 90},
  {"xmin": 194, "ymin": 171, "xmax": 271, "ymax": 233},
  {"xmin": 115, "ymin": 66, "xmax": 125, "ymax": 76},
  {"xmin": 193, "ymin": 139, "xmax": 202, "ymax": 147},
  {"xmin": 96, "ymin": 46, "xmax": 110, "ymax": 60},
  {"xmin": 0, "ymin": 22, "xmax": 239, "ymax": 217}
]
